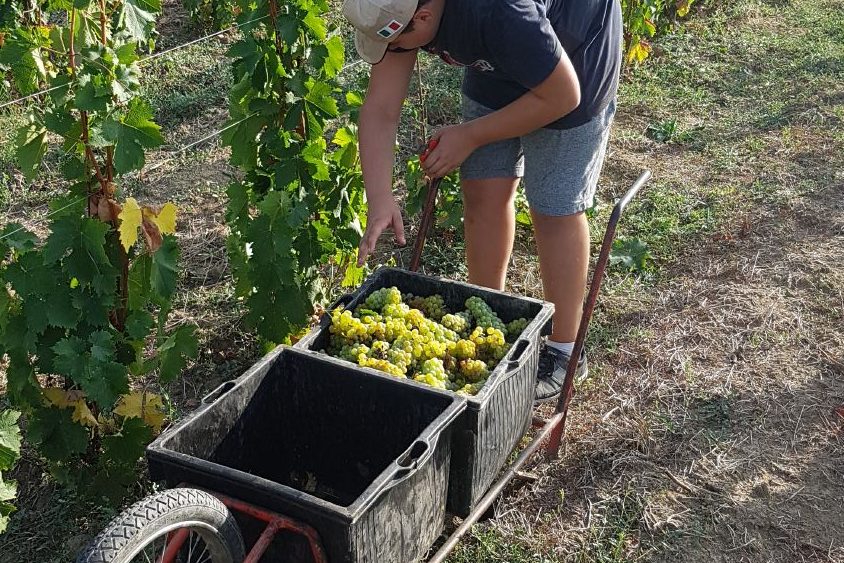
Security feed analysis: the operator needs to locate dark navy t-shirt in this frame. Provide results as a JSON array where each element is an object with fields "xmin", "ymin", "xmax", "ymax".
[{"xmin": 423, "ymin": 0, "xmax": 622, "ymax": 129}]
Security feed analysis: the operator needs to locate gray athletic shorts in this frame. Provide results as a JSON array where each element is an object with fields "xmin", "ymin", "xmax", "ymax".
[{"xmin": 460, "ymin": 96, "xmax": 616, "ymax": 217}]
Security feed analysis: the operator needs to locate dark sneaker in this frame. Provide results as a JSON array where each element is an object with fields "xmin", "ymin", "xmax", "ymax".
[{"xmin": 534, "ymin": 345, "xmax": 588, "ymax": 404}]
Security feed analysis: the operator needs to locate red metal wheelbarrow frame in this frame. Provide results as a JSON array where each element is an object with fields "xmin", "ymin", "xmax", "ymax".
[
  {"xmin": 162, "ymin": 170, "xmax": 651, "ymax": 563},
  {"xmin": 161, "ymin": 487, "xmax": 328, "ymax": 563},
  {"xmin": 425, "ymin": 170, "xmax": 652, "ymax": 561}
]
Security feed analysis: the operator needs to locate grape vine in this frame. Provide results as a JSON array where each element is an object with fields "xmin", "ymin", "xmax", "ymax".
[
  {"xmin": 0, "ymin": 0, "xmax": 196, "ymax": 497},
  {"xmin": 623, "ymin": 0, "xmax": 697, "ymax": 63},
  {"xmin": 222, "ymin": 0, "xmax": 367, "ymax": 344}
]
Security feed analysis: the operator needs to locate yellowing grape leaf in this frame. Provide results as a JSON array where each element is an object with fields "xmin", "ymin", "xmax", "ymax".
[
  {"xmin": 141, "ymin": 218, "xmax": 163, "ymax": 253},
  {"xmin": 72, "ymin": 402, "xmax": 98, "ymax": 427},
  {"xmin": 627, "ymin": 41, "xmax": 651, "ymax": 64},
  {"xmin": 43, "ymin": 387, "xmax": 70, "ymax": 408},
  {"xmin": 151, "ymin": 203, "xmax": 177, "ymax": 234},
  {"xmin": 119, "ymin": 198, "xmax": 143, "ymax": 251},
  {"xmin": 43, "ymin": 388, "xmax": 98, "ymax": 427},
  {"xmin": 97, "ymin": 413, "xmax": 119, "ymax": 435},
  {"xmin": 342, "ymin": 254, "xmax": 366, "ymax": 288},
  {"xmin": 676, "ymin": 0, "xmax": 691, "ymax": 17},
  {"xmin": 114, "ymin": 391, "xmax": 166, "ymax": 433}
]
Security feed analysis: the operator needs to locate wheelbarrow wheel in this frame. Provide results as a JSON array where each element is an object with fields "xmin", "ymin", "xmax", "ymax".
[{"xmin": 77, "ymin": 487, "xmax": 246, "ymax": 563}]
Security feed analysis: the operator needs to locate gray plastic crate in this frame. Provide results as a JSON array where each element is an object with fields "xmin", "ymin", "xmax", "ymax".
[
  {"xmin": 147, "ymin": 346, "xmax": 466, "ymax": 562},
  {"xmin": 296, "ymin": 267, "xmax": 554, "ymax": 516}
]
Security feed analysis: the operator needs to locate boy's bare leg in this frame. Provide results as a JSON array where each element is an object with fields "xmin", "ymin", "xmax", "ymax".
[
  {"xmin": 530, "ymin": 210, "xmax": 589, "ymax": 343},
  {"xmin": 461, "ymin": 177, "xmax": 519, "ymax": 291}
]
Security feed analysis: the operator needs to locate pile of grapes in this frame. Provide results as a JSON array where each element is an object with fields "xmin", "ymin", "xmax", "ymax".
[{"xmin": 325, "ymin": 287, "xmax": 529, "ymax": 396}]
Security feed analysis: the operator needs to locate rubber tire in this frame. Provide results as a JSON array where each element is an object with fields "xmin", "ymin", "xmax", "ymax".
[{"xmin": 77, "ymin": 488, "xmax": 246, "ymax": 563}]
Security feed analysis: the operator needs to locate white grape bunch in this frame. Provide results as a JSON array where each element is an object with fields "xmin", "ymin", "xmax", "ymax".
[
  {"xmin": 325, "ymin": 287, "xmax": 525, "ymax": 396},
  {"xmin": 466, "ymin": 296, "xmax": 507, "ymax": 333}
]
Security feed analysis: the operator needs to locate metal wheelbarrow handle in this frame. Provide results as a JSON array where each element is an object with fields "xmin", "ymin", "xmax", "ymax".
[{"xmin": 408, "ymin": 175, "xmax": 443, "ymax": 272}]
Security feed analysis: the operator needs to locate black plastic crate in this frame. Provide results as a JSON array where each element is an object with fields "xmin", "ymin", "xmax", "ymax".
[
  {"xmin": 295, "ymin": 267, "xmax": 554, "ymax": 516},
  {"xmin": 147, "ymin": 346, "xmax": 466, "ymax": 563}
]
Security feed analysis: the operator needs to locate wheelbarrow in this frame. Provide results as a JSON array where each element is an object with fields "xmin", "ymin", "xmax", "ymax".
[{"xmin": 76, "ymin": 170, "xmax": 652, "ymax": 563}]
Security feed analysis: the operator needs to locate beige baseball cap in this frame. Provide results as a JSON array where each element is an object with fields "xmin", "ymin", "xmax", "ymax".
[{"xmin": 342, "ymin": 0, "xmax": 417, "ymax": 64}]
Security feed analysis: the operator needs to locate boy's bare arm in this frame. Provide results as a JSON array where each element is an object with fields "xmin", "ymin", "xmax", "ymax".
[{"xmin": 357, "ymin": 50, "xmax": 418, "ymax": 264}]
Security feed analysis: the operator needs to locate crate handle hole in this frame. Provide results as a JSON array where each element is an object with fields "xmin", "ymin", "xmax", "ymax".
[
  {"xmin": 396, "ymin": 439, "xmax": 430, "ymax": 468},
  {"xmin": 510, "ymin": 338, "xmax": 530, "ymax": 362},
  {"xmin": 201, "ymin": 380, "xmax": 236, "ymax": 404}
]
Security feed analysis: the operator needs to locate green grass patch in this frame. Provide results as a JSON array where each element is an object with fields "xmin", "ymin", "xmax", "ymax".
[
  {"xmin": 573, "ymin": 488, "xmax": 648, "ymax": 563},
  {"xmin": 448, "ymin": 526, "xmax": 559, "ymax": 563}
]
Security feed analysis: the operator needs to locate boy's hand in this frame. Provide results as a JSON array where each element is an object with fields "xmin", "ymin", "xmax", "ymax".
[
  {"xmin": 358, "ymin": 196, "xmax": 406, "ymax": 266},
  {"xmin": 420, "ymin": 124, "xmax": 478, "ymax": 179}
]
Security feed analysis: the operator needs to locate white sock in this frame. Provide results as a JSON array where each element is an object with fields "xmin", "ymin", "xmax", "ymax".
[{"xmin": 546, "ymin": 339, "xmax": 575, "ymax": 356}]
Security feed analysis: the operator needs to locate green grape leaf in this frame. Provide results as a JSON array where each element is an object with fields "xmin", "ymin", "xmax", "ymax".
[
  {"xmin": 323, "ymin": 35, "xmax": 344, "ymax": 76},
  {"xmin": 44, "ymin": 109, "xmax": 75, "ymax": 136},
  {"xmin": 101, "ymin": 99, "xmax": 163, "ymax": 173},
  {"xmin": 222, "ymin": 113, "xmax": 265, "ymax": 170},
  {"xmin": 342, "ymin": 258, "xmax": 366, "ymax": 288},
  {"xmin": 225, "ymin": 182, "xmax": 250, "ymax": 228},
  {"xmin": 227, "ymin": 38, "xmax": 262, "ymax": 75},
  {"xmin": 43, "ymin": 215, "xmax": 80, "ymax": 264},
  {"xmin": 0, "ymin": 33, "xmax": 47, "ymax": 95},
  {"xmin": 275, "ymin": 14, "xmax": 300, "ymax": 45},
  {"xmin": 0, "ymin": 500, "xmax": 15, "ymax": 534},
  {"xmin": 301, "ymin": 141, "xmax": 330, "ymax": 181},
  {"xmin": 0, "ymin": 223, "xmax": 37, "ymax": 256},
  {"xmin": 115, "ymin": 41, "xmax": 140, "ymax": 65},
  {"xmin": 0, "ymin": 411, "xmax": 22, "ymax": 471},
  {"xmin": 346, "ymin": 91, "xmax": 363, "ymax": 107},
  {"xmin": 74, "ymin": 74, "xmax": 111, "ymax": 112},
  {"xmin": 283, "ymin": 100, "xmax": 305, "ymax": 135},
  {"xmin": 305, "ymin": 80, "xmax": 338, "ymax": 117},
  {"xmin": 0, "ymin": 476, "xmax": 16, "ymax": 503},
  {"xmin": 128, "ymin": 254, "xmax": 152, "ymax": 311},
  {"xmin": 61, "ymin": 157, "xmax": 87, "ymax": 181},
  {"xmin": 158, "ymin": 325, "xmax": 198, "ymax": 383},
  {"xmin": 72, "ymin": 287, "xmax": 112, "ymax": 327},
  {"xmin": 57, "ymin": 218, "xmax": 117, "ymax": 294},
  {"xmin": 125, "ymin": 310, "xmax": 154, "ymax": 340},
  {"xmin": 151, "ymin": 235, "xmax": 179, "ymax": 300},
  {"xmin": 34, "ymin": 326, "xmax": 63, "ymax": 375},
  {"xmin": 4, "ymin": 250, "xmax": 51, "ymax": 299},
  {"xmin": 113, "ymin": 64, "xmax": 141, "ymax": 102},
  {"xmin": 89, "ymin": 330, "xmax": 116, "ymax": 364},
  {"xmin": 46, "ymin": 284, "xmax": 81, "ymax": 329},
  {"xmin": 225, "ymin": 235, "xmax": 253, "ymax": 298},
  {"xmin": 302, "ymin": 11, "xmax": 327, "ymax": 40},
  {"xmin": 83, "ymin": 360, "xmax": 129, "ymax": 409},
  {"xmin": 119, "ymin": 0, "xmax": 160, "ymax": 42},
  {"xmin": 22, "ymin": 297, "xmax": 49, "ymax": 337},
  {"xmin": 4, "ymin": 356, "xmax": 42, "ymax": 407},
  {"xmin": 53, "ymin": 336, "xmax": 88, "ymax": 382},
  {"xmin": 102, "ymin": 417, "xmax": 152, "ymax": 467},
  {"xmin": 71, "ymin": 8, "xmax": 99, "ymax": 45},
  {"xmin": 246, "ymin": 291, "xmax": 293, "ymax": 343},
  {"xmin": 48, "ymin": 74, "xmax": 73, "ymax": 106},
  {"xmin": 28, "ymin": 407, "xmax": 89, "ymax": 461},
  {"xmin": 15, "ymin": 122, "xmax": 48, "ymax": 181},
  {"xmin": 332, "ymin": 125, "xmax": 357, "ymax": 148},
  {"xmin": 0, "ymin": 287, "xmax": 9, "ymax": 334}
]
